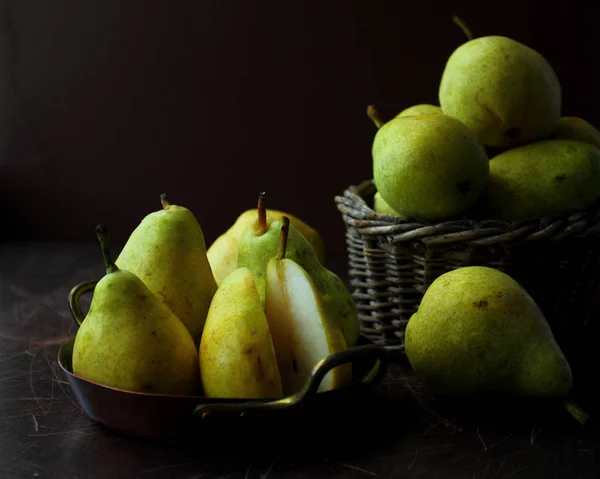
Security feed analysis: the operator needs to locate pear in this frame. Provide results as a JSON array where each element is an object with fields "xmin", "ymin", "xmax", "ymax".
[
  {"xmin": 72, "ymin": 225, "xmax": 199, "ymax": 396},
  {"xmin": 373, "ymin": 191, "xmax": 401, "ymax": 216},
  {"xmin": 116, "ymin": 194, "xmax": 217, "ymax": 345},
  {"xmin": 265, "ymin": 217, "xmax": 351, "ymax": 395},
  {"xmin": 476, "ymin": 139, "xmax": 600, "ymax": 222},
  {"xmin": 438, "ymin": 23, "xmax": 561, "ymax": 148},
  {"xmin": 368, "ymin": 105, "xmax": 489, "ymax": 220},
  {"xmin": 549, "ymin": 117, "xmax": 600, "ymax": 149},
  {"xmin": 207, "ymin": 192, "xmax": 326, "ymax": 285},
  {"xmin": 199, "ymin": 267, "xmax": 283, "ymax": 399},
  {"xmin": 396, "ymin": 104, "xmax": 442, "ymax": 118},
  {"xmin": 405, "ymin": 266, "xmax": 572, "ymax": 398},
  {"xmin": 237, "ymin": 216, "xmax": 360, "ymax": 348}
]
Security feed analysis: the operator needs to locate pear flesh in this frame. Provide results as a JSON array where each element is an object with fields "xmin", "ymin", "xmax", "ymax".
[
  {"xmin": 72, "ymin": 271, "xmax": 200, "ymax": 396},
  {"xmin": 265, "ymin": 257, "xmax": 351, "ymax": 395},
  {"xmin": 404, "ymin": 266, "xmax": 573, "ymax": 398},
  {"xmin": 237, "ymin": 219, "xmax": 360, "ymax": 348},
  {"xmin": 207, "ymin": 208, "xmax": 326, "ymax": 286},
  {"xmin": 116, "ymin": 198, "xmax": 217, "ymax": 345},
  {"xmin": 199, "ymin": 267, "xmax": 283, "ymax": 399},
  {"xmin": 439, "ymin": 35, "xmax": 562, "ymax": 148},
  {"xmin": 372, "ymin": 113, "xmax": 490, "ymax": 220},
  {"xmin": 477, "ymin": 139, "xmax": 600, "ymax": 222}
]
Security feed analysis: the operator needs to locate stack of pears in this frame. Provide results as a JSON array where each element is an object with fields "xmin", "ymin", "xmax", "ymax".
[
  {"xmin": 369, "ymin": 17, "xmax": 600, "ymax": 223},
  {"xmin": 72, "ymin": 192, "xmax": 359, "ymax": 400}
]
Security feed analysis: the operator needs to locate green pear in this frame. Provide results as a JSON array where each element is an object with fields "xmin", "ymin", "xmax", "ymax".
[
  {"xmin": 476, "ymin": 139, "xmax": 600, "ymax": 222},
  {"xmin": 405, "ymin": 266, "xmax": 572, "ymax": 398},
  {"xmin": 264, "ymin": 217, "xmax": 351, "ymax": 395},
  {"xmin": 396, "ymin": 104, "xmax": 442, "ymax": 118},
  {"xmin": 439, "ymin": 32, "xmax": 561, "ymax": 148},
  {"xmin": 116, "ymin": 194, "xmax": 217, "ymax": 345},
  {"xmin": 207, "ymin": 192, "xmax": 326, "ymax": 285},
  {"xmin": 237, "ymin": 216, "xmax": 360, "ymax": 348},
  {"xmin": 549, "ymin": 117, "xmax": 600, "ymax": 149},
  {"xmin": 373, "ymin": 191, "xmax": 401, "ymax": 216},
  {"xmin": 368, "ymin": 105, "xmax": 489, "ymax": 220},
  {"xmin": 72, "ymin": 225, "xmax": 200, "ymax": 396},
  {"xmin": 199, "ymin": 267, "xmax": 283, "ymax": 399}
]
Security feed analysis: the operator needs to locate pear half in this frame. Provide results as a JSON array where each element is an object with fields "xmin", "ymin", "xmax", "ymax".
[{"xmin": 265, "ymin": 254, "xmax": 351, "ymax": 396}]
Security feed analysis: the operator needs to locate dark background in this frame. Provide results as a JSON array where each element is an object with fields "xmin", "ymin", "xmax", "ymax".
[{"xmin": 0, "ymin": 0, "xmax": 596, "ymax": 261}]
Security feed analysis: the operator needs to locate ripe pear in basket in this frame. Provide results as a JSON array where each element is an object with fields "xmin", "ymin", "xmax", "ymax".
[{"xmin": 62, "ymin": 223, "xmax": 389, "ymax": 440}]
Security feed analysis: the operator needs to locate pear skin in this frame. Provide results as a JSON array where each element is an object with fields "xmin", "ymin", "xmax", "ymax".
[
  {"xmin": 404, "ymin": 266, "xmax": 572, "ymax": 398},
  {"xmin": 373, "ymin": 192, "xmax": 401, "ymax": 216},
  {"xmin": 549, "ymin": 117, "xmax": 600, "ymax": 149},
  {"xmin": 476, "ymin": 139, "xmax": 600, "ymax": 222},
  {"xmin": 396, "ymin": 104, "xmax": 442, "ymax": 118},
  {"xmin": 370, "ymin": 111, "xmax": 489, "ymax": 220},
  {"xmin": 237, "ymin": 218, "xmax": 360, "ymax": 348},
  {"xmin": 199, "ymin": 267, "xmax": 283, "ymax": 399},
  {"xmin": 439, "ymin": 35, "xmax": 561, "ymax": 148},
  {"xmin": 207, "ymin": 199, "xmax": 326, "ymax": 285},
  {"xmin": 72, "ymin": 225, "xmax": 199, "ymax": 396},
  {"xmin": 116, "ymin": 194, "xmax": 217, "ymax": 345}
]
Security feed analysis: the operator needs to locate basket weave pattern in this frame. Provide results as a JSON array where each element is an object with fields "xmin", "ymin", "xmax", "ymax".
[{"xmin": 335, "ymin": 180, "xmax": 600, "ymax": 355}]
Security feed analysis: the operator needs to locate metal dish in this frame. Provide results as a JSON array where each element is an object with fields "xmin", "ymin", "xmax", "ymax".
[{"xmin": 59, "ymin": 280, "xmax": 391, "ymax": 440}]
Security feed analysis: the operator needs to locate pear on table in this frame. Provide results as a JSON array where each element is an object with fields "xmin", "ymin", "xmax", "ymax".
[
  {"xmin": 199, "ymin": 267, "xmax": 283, "ymax": 399},
  {"xmin": 207, "ymin": 192, "xmax": 326, "ymax": 285},
  {"xmin": 237, "ymin": 195, "xmax": 360, "ymax": 348},
  {"xmin": 116, "ymin": 193, "xmax": 217, "ymax": 345},
  {"xmin": 72, "ymin": 225, "xmax": 199, "ymax": 396},
  {"xmin": 265, "ymin": 217, "xmax": 352, "ymax": 395},
  {"xmin": 404, "ymin": 266, "xmax": 573, "ymax": 398}
]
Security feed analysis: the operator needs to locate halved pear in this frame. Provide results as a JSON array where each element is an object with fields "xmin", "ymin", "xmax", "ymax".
[{"xmin": 265, "ymin": 256, "xmax": 352, "ymax": 396}]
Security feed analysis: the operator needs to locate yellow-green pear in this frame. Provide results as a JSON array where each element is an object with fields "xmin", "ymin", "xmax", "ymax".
[
  {"xmin": 549, "ymin": 117, "xmax": 600, "ymax": 149},
  {"xmin": 206, "ymin": 193, "xmax": 326, "ymax": 285},
  {"xmin": 396, "ymin": 104, "xmax": 442, "ymax": 118},
  {"xmin": 368, "ymin": 105, "xmax": 489, "ymax": 220},
  {"xmin": 264, "ymin": 218, "xmax": 351, "ymax": 395},
  {"xmin": 476, "ymin": 139, "xmax": 600, "ymax": 222},
  {"xmin": 373, "ymin": 192, "xmax": 401, "ymax": 216},
  {"xmin": 405, "ymin": 266, "xmax": 572, "ymax": 398},
  {"xmin": 199, "ymin": 267, "xmax": 283, "ymax": 399},
  {"xmin": 72, "ymin": 225, "xmax": 200, "ymax": 396},
  {"xmin": 237, "ymin": 214, "xmax": 360, "ymax": 348},
  {"xmin": 439, "ymin": 26, "xmax": 561, "ymax": 148},
  {"xmin": 116, "ymin": 194, "xmax": 217, "ymax": 345}
]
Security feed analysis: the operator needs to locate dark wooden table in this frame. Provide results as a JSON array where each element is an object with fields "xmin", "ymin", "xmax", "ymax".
[{"xmin": 1, "ymin": 241, "xmax": 599, "ymax": 479}]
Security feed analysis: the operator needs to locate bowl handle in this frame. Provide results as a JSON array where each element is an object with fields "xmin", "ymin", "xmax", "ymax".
[
  {"xmin": 193, "ymin": 343, "xmax": 390, "ymax": 417},
  {"xmin": 68, "ymin": 280, "xmax": 98, "ymax": 326}
]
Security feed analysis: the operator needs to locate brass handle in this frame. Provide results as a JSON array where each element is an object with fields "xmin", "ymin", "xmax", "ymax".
[
  {"xmin": 68, "ymin": 280, "xmax": 98, "ymax": 326},
  {"xmin": 193, "ymin": 343, "xmax": 390, "ymax": 417}
]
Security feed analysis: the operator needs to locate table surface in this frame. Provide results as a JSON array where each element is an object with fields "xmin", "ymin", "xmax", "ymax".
[{"xmin": 1, "ymin": 241, "xmax": 599, "ymax": 479}]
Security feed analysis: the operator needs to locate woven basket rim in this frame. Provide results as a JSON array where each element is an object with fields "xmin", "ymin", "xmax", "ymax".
[{"xmin": 334, "ymin": 179, "xmax": 600, "ymax": 245}]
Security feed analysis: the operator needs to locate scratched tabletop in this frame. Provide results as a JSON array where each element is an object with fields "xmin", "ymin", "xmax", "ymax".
[{"xmin": 1, "ymin": 242, "xmax": 599, "ymax": 479}]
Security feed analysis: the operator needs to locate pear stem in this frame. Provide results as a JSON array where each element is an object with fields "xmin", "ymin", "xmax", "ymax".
[
  {"xmin": 160, "ymin": 193, "xmax": 171, "ymax": 210},
  {"xmin": 95, "ymin": 224, "xmax": 119, "ymax": 275},
  {"xmin": 564, "ymin": 400, "xmax": 591, "ymax": 426},
  {"xmin": 452, "ymin": 15, "xmax": 474, "ymax": 40},
  {"xmin": 256, "ymin": 192, "xmax": 268, "ymax": 235},
  {"xmin": 277, "ymin": 216, "xmax": 290, "ymax": 260},
  {"xmin": 367, "ymin": 105, "xmax": 385, "ymax": 129}
]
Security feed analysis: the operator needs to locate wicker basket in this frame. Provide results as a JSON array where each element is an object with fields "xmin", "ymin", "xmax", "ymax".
[{"xmin": 335, "ymin": 179, "xmax": 600, "ymax": 358}]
